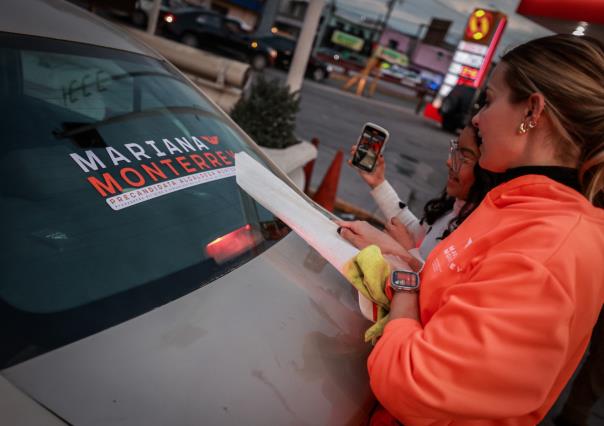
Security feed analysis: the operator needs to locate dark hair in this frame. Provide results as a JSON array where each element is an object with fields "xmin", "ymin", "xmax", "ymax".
[
  {"xmin": 421, "ymin": 189, "xmax": 455, "ymax": 227},
  {"xmin": 421, "ymin": 126, "xmax": 493, "ymax": 238},
  {"xmin": 441, "ymin": 164, "xmax": 496, "ymax": 239},
  {"xmin": 501, "ymin": 35, "xmax": 604, "ymax": 207}
]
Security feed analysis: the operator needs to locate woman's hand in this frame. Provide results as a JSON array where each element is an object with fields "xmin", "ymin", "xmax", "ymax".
[
  {"xmin": 336, "ymin": 220, "xmax": 415, "ymax": 265},
  {"xmin": 349, "ymin": 145, "xmax": 385, "ymax": 189},
  {"xmin": 385, "ymin": 217, "xmax": 416, "ymax": 251}
]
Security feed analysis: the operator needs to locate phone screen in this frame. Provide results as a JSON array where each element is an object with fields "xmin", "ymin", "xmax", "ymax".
[{"xmin": 352, "ymin": 126, "xmax": 387, "ymax": 172}]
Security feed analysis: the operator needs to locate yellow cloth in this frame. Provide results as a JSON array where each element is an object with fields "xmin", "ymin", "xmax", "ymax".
[{"xmin": 343, "ymin": 245, "xmax": 391, "ymax": 343}]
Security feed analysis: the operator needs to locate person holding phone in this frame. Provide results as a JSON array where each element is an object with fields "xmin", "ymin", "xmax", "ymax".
[
  {"xmin": 345, "ymin": 124, "xmax": 490, "ymax": 262},
  {"xmin": 339, "ymin": 34, "xmax": 604, "ymax": 425}
]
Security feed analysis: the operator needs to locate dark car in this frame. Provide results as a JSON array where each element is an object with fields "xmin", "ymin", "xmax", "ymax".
[
  {"xmin": 256, "ymin": 35, "xmax": 332, "ymax": 82},
  {"xmin": 379, "ymin": 64, "xmax": 422, "ymax": 87},
  {"xmin": 439, "ymin": 84, "xmax": 477, "ymax": 133},
  {"xmin": 315, "ymin": 47, "xmax": 367, "ymax": 76},
  {"xmin": 158, "ymin": 9, "xmax": 277, "ymax": 69},
  {"xmin": 131, "ymin": 0, "xmax": 188, "ymax": 27}
]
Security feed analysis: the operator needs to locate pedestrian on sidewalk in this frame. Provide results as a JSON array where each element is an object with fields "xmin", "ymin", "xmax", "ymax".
[
  {"xmin": 414, "ymin": 82, "xmax": 429, "ymax": 115},
  {"xmin": 339, "ymin": 34, "xmax": 604, "ymax": 425}
]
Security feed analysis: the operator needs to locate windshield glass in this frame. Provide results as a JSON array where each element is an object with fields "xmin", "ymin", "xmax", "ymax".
[{"xmin": 0, "ymin": 33, "xmax": 289, "ymax": 368}]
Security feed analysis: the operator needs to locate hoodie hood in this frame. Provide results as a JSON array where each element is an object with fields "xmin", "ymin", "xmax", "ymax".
[{"xmin": 487, "ymin": 174, "xmax": 604, "ymax": 220}]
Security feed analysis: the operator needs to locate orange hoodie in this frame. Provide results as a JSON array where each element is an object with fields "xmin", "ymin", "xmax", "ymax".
[{"xmin": 368, "ymin": 175, "xmax": 604, "ymax": 425}]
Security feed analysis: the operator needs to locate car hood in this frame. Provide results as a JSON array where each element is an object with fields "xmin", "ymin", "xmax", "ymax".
[{"xmin": 1, "ymin": 232, "xmax": 374, "ymax": 425}]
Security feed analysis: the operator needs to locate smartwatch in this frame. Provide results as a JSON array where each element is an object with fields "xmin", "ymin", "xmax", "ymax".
[{"xmin": 389, "ymin": 269, "xmax": 421, "ymax": 293}]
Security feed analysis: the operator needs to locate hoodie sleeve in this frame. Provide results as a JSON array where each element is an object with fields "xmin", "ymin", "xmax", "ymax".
[
  {"xmin": 370, "ymin": 180, "xmax": 425, "ymax": 242},
  {"xmin": 367, "ymin": 252, "xmax": 574, "ymax": 423}
]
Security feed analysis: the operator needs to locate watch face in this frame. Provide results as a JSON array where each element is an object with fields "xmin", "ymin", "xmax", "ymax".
[{"xmin": 392, "ymin": 270, "xmax": 420, "ymax": 291}]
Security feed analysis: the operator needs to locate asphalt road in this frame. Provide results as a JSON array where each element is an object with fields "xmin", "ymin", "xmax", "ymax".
[{"xmin": 262, "ymin": 69, "xmax": 454, "ymax": 220}]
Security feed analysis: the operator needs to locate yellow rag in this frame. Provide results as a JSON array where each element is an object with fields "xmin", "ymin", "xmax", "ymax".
[{"xmin": 343, "ymin": 245, "xmax": 391, "ymax": 343}]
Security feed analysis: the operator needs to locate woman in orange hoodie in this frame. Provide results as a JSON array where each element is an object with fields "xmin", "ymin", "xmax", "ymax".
[{"xmin": 340, "ymin": 35, "xmax": 604, "ymax": 425}]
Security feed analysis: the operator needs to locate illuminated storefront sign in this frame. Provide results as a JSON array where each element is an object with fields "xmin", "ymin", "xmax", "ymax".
[
  {"xmin": 376, "ymin": 46, "xmax": 409, "ymax": 66},
  {"xmin": 459, "ymin": 66, "xmax": 479, "ymax": 79},
  {"xmin": 453, "ymin": 51, "xmax": 485, "ymax": 68},
  {"xmin": 427, "ymin": 8, "xmax": 507, "ymax": 111},
  {"xmin": 465, "ymin": 9, "xmax": 494, "ymax": 42},
  {"xmin": 458, "ymin": 41, "xmax": 488, "ymax": 55},
  {"xmin": 330, "ymin": 30, "xmax": 365, "ymax": 52}
]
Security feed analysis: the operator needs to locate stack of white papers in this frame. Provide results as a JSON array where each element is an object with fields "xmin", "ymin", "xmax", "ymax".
[{"xmin": 236, "ymin": 151, "xmax": 394, "ymax": 320}]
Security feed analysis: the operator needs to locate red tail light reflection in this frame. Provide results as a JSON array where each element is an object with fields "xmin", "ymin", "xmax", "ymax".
[{"xmin": 205, "ymin": 224, "xmax": 262, "ymax": 264}]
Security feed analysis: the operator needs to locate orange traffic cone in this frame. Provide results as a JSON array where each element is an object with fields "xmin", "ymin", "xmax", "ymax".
[
  {"xmin": 303, "ymin": 137, "xmax": 320, "ymax": 194},
  {"xmin": 313, "ymin": 150, "xmax": 343, "ymax": 212}
]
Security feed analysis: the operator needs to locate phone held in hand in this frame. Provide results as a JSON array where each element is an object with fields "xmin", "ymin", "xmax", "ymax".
[{"xmin": 351, "ymin": 122, "xmax": 390, "ymax": 173}]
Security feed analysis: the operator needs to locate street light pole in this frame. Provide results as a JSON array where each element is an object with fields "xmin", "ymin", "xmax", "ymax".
[
  {"xmin": 146, "ymin": 0, "xmax": 162, "ymax": 35},
  {"xmin": 286, "ymin": 0, "xmax": 325, "ymax": 93},
  {"xmin": 255, "ymin": 0, "xmax": 281, "ymax": 37},
  {"xmin": 408, "ymin": 22, "xmax": 426, "ymax": 61},
  {"xmin": 378, "ymin": 0, "xmax": 402, "ymax": 42}
]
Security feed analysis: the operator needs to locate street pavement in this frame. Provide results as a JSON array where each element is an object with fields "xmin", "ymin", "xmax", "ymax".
[{"xmin": 263, "ymin": 69, "xmax": 454, "ymax": 221}]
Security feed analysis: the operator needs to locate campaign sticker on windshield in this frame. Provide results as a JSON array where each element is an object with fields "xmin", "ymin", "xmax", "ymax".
[{"xmin": 68, "ymin": 136, "xmax": 235, "ymax": 211}]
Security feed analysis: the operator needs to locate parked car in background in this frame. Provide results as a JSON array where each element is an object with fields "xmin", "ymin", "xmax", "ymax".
[
  {"xmin": 131, "ymin": 0, "xmax": 188, "ymax": 27},
  {"xmin": 380, "ymin": 64, "xmax": 422, "ymax": 87},
  {"xmin": 255, "ymin": 35, "xmax": 332, "ymax": 82},
  {"xmin": 0, "ymin": 0, "xmax": 374, "ymax": 424},
  {"xmin": 439, "ymin": 84, "xmax": 477, "ymax": 133},
  {"xmin": 315, "ymin": 47, "xmax": 367, "ymax": 75},
  {"xmin": 158, "ymin": 9, "xmax": 277, "ymax": 69}
]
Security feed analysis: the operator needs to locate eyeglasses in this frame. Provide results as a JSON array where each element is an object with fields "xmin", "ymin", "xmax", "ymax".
[{"xmin": 449, "ymin": 139, "xmax": 477, "ymax": 173}]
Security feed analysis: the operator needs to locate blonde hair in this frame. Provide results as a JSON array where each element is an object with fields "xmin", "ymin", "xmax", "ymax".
[{"xmin": 501, "ymin": 35, "xmax": 604, "ymax": 207}]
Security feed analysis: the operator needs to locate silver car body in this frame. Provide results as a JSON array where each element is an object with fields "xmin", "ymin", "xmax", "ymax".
[{"xmin": 0, "ymin": 0, "xmax": 373, "ymax": 424}]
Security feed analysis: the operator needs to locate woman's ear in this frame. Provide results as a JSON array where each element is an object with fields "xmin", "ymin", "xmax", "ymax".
[{"xmin": 526, "ymin": 92, "xmax": 546, "ymax": 122}]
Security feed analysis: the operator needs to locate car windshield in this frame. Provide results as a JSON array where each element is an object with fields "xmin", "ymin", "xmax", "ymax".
[
  {"xmin": 0, "ymin": 33, "xmax": 290, "ymax": 368},
  {"xmin": 225, "ymin": 19, "xmax": 247, "ymax": 34}
]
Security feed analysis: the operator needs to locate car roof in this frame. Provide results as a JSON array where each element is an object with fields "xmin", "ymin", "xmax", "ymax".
[{"xmin": 0, "ymin": 0, "xmax": 162, "ymax": 59}]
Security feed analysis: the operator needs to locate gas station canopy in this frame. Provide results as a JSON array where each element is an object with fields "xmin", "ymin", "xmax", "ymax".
[{"xmin": 517, "ymin": 0, "xmax": 604, "ymax": 41}]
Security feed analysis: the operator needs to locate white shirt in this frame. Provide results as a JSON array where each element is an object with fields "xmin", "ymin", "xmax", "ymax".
[{"xmin": 370, "ymin": 180, "xmax": 464, "ymax": 260}]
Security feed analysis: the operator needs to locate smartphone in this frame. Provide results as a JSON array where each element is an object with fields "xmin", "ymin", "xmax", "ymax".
[{"xmin": 351, "ymin": 122, "xmax": 390, "ymax": 173}]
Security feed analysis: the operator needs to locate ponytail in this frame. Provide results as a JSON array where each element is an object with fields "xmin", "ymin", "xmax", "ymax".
[{"xmin": 580, "ymin": 143, "xmax": 604, "ymax": 207}]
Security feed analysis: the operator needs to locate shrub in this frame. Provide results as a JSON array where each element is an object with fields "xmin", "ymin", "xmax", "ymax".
[{"xmin": 230, "ymin": 76, "xmax": 300, "ymax": 149}]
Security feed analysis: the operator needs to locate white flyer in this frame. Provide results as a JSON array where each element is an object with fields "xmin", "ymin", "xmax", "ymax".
[{"xmin": 235, "ymin": 151, "xmax": 375, "ymax": 319}]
